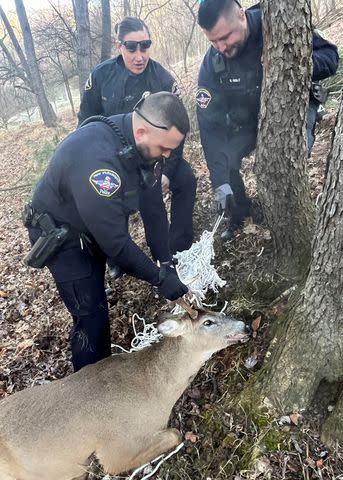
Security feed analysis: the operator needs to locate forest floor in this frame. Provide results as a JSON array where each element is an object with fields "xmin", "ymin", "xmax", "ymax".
[{"xmin": 1, "ymin": 100, "xmax": 342, "ymax": 479}]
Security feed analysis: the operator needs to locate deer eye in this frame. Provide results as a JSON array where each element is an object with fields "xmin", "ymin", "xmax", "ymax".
[{"xmin": 203, "ymin": 319, "xmax": 215, "ymax": 327}]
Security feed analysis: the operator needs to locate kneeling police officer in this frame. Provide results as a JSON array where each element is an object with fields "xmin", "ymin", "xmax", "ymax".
[{"xmin": 23, "ymin": 92, "xmax": 189, "ymax": 372}]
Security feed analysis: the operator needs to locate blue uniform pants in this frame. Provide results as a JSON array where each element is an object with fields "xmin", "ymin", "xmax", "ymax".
[
  {"xmin": 227, "ymin": 101, "xmax": 319, "ymax": 225},
  {"xmin": 140, "ymin": 158, "xmax": 196, "ymax": 259},
  {"xmin": 28, "ymin": 227, "xmax": 111, "ymax": 372}
]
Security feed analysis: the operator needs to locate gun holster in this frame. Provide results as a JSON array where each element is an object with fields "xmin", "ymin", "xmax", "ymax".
[{"xmin": 23, "ymin": 204, "xmax": 70, "ymax": 268}]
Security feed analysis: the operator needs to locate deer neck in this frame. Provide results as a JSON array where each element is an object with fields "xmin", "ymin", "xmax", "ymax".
[{"xmin": 145, "ymin": 337, "xmax": 212, "ymax": 399}]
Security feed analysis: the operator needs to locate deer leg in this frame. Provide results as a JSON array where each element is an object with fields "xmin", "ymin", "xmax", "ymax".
[{"xmin": 99, "ymin": 428, "xmax": 182, "ymax": 475}]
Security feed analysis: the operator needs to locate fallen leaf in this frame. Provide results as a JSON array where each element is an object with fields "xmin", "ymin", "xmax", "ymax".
[
  {"xmin": 16, "ymin": 339, "xmax": 34, "ymax": 351},
  {"xmin": 185, "ymin": 431, "xmax": 197, "ymax": 443},
  {"xmin": 251, "ymin": 316, "xmax": 261, "ymax": 332},
  {"xmin": 244, "ymin": 355, "xmax": 258, "ymax": 369},
  {"xmin": 242, "ymin": 223, "xmax": 259, "ymax": 235},
  {"xmin": 316, "ymin": 459, "xmax": 324, "ymax": 468},
  {"xmin": 287, "ymin": 462, "xmax": 299, "ymax": 473},
  {"xmin": 0, "ymin": 290, "xmax": 9, "ymax": 298},
  {"xmin": 290, "ymin": 413, "xmax": 301, "ymax": 425}
]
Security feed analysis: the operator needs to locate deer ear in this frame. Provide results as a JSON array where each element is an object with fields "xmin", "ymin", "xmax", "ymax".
[{"xmin": 157, "ymin": 318, "xmax": 183, "ymax": 337}]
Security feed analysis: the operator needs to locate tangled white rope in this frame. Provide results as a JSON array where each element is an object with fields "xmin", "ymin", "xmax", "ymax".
[{"xmin": 172, "ymin": 213, "xmax": 226, "ymax": 314}]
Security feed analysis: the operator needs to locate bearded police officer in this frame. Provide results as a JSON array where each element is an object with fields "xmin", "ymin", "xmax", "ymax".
[
  {"xmin": 24, "ymin": 92, "xmax": 189, "ymax": 372},
  {"xmin": 78, "ymin": 17, "xmax": 196, "ymax": 267},
  {"xmin": 197, "ymin": 0, "xmax": 339, "ymax": 241}
]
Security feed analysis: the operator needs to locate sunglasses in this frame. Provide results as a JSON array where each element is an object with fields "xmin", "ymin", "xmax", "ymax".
[
  {"xmin": 134, "ymin": 95, "xmax": 168, "ymax": 130},
  {"xmin": 120, "ymin": 40, "xmax": 152, "ymax": 53}
]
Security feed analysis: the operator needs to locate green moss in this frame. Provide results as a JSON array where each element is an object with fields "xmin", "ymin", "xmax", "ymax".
[{"xmin": 263, "ymin": 427, "xmax": 291, "ymax": 452}]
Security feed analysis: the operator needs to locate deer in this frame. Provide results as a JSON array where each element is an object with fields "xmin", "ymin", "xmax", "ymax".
[{"xmin": 0, "ymin": 308, "xmax": 250, "ymax": 480}]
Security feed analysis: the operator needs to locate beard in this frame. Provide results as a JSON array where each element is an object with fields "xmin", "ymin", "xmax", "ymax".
[{"xmin": 137, "ymin": 143, "xmax": 162, "ymax": 165}]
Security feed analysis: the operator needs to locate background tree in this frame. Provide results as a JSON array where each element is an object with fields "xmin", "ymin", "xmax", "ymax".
[
  {"xmin": 14, "ymin": 0, "xmax": 56, "ymax": 127},
  {"xmin": 72, "ymin": 0, "xmax": 92, "ymax": 98},
  {"xmin": 32, "ymin": 5, "xmax": 78, "ymax": 116},
  {"xmin": 100, "ymin": 0, "xmax": 111, "ymax": 62}
]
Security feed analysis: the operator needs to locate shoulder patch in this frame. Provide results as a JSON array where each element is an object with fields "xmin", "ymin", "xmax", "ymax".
[
  {"xmin": 196, "ymin": 88, "xmax": 212, "ymax": 109},
  {"xmin": 172, "ymin": 82, "xmax": 182, "ymax": 98},
  {"xmin": 85, "ymin": 73, "xmax": 92, "ymax": 91},
  {"xmin": 89, "ymin": 169, "xmax": 121, "ymax": 197}
]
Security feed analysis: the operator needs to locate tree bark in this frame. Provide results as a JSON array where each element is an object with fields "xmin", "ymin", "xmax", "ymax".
[
  {"xmin": 100, "ymin": 0, "xmax": 111, "ymax": 62},
  {"xmin": 123, "ymin": 0, "xmax": 131, "ymax": 17},
  {"xmin": 14, "ymin": 0, "xmax": 57, "ymax": 127},
  {"xmin": 245, "ymin": 95, "xmax": 343, "ymax": 443},
  {"xmin": 72, "ymin": 0, "xmax": 92, "ymax": 99},
  {"xmin": 254, "ymin": 0, "xmax": 315, "ymax": 279}
]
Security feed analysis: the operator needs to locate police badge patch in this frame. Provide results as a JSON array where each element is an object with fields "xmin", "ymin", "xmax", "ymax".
[
  {"xmin": 172, "ymin": 82, "xmax": 182, "ymax": 98},
  {"xmin": 196, "ymin": 88, "xmax": 212, "ymax": 108},
  {"xmin": 89, "ymin": 169, "xmax": 121, "ymax": 197},
  {"xmin": 85, "ymin": 73, "xmax": 92, "ymax": 91}
]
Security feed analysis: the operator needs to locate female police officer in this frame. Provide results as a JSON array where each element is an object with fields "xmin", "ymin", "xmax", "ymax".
[
  {"xmin": 78, "ymin": 17, "xmax": 196, "ymax": 264},
  {"xmin": 25, "ymin": 93, "xmax": 189, "ymax": 371}
]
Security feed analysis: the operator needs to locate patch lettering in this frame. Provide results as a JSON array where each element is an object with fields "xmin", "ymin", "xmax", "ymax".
[
  {"xmin": 84, "ymin": 73, "xmax": 92, "ymax": 91},
  {"xmin": 196, "ymin": 88, "xmax": 212, "ymax": 109},
  {"xmin": 172, "ymin": 82, "xmax": 182, "ymax": 98},
  {"xmin": 89, "ymin": 169, "xmax": 121, "ymax": 197}
]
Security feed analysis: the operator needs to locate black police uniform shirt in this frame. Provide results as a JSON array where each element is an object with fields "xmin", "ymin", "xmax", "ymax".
[
  {"xmin": 196, "ymin": 5, "xmax": 339, "ymax": 189},
  {"xmin": 31, "ymin": 113, "xmax": 160, "ymax": 285},
  {"xmin": 78, "ymin": 55, "xmax": 182, "ymax": 179}
]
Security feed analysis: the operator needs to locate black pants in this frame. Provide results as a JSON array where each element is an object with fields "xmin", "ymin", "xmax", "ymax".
[
  {"xmin": 29, "ymin": 228, "xmax": 110, "ymax": 372},
  {"xmin": 139, "ymin": 158, "xmax": 196, "ymax": 258},
  {"xmin": 226, "ymin": 102, "xmax": 318, "ymax": 224}
]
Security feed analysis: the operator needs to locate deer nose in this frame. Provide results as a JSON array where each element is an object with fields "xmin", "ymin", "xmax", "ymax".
[{"xmin": 245, "ymin": 324, "xmax": 252, "ymax": 335}]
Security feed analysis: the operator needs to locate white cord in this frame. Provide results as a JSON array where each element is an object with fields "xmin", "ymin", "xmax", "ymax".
[
  {"xmin": 172, "ymin": 214, "xmax": 226, "ymax": 314},
  {"xmin": 128, "ymin": 442, "xmax": 185, "ymax": 480},
  {"xmin": 111, "ymin": 314, "xmax": 162, "ymax": 353}
]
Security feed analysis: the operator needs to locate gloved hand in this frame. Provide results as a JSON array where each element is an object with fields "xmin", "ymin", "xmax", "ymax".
[
  {"xmin": 214, "ymin": 184, "xmax": 235, "ymax": 214},
  {"xmin": 157, "ymin": 263, "xmax": 188, "ymax": 301}
]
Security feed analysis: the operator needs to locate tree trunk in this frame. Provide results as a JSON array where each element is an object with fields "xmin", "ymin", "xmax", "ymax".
[
  {"xmin": 254, "ymin": 0, "xmax": 315, "ymax": 279},
  {"xmin": 244, "ymin": 95, "xmax": 343, "ymax": 443},
  {"xmin": 72, "ymin": 0, "xmax": 92, "ymax": 99},
  {"xmin": 100, "ymin": 0, "xmax": 111, "ymax": 62},
  {"xmin": 0, "ymin": 5, "xmax": 31, "ymax": 85},
  {"xmin": 14, "ymin": 0, "xmax": 57, "ymax": 127},
  {"xmin": 123, "ymin": 0, "xmax": 131, "ymax": 17}
]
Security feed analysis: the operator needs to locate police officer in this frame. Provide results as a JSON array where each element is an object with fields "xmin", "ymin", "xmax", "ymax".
[
  {"xmin": 78, "ymin": 16, "xmax": 196, "ymax": 264},
  {"xmin": 25, "ymin": 92, "xmax": 189, "ymax": 371},
  {"xmin": 196, "ymin": 0, "xmax": 339, "ymax": 241}
]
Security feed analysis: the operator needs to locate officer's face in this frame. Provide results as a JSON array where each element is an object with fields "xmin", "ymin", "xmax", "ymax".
[
  {"xmin": 204, "ymin": 9, "xmax": 249, "ymax": 59},
  {"xmin": 136, "ymin": 126, "xmax": 184, "ymax": 164},
  {"xmin": 117, "ymin": 29, "xmax": 151, "ymax": 75}
]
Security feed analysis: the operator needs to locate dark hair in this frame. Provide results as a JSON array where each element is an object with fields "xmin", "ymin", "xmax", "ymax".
[
  {"xmin": 198, "ymin": 0, "xmax": 241, "ymax": 30},
  {"xmin": 115, "ymin": 16, "xmax": 150, "ymax": 42},
  {"xmin": 138, "ymin": 92, "xmax": 190, "ymax": 136}
]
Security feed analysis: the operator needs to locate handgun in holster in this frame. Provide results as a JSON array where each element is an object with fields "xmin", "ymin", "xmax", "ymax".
[{"xmin": 23, "ymin": 206, "xmax": 69, "ymax": 268}]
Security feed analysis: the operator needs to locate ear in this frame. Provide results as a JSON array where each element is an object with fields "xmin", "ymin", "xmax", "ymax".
[
  {"xmin": 157, "ymin": 314, "xmax": 185, "ymax": 337},
  {"xmin": 115, "ymin": 41, "xmax": 122, "ymax": 51},
  {"xmin": 134, "ymin": 125, "xmax": 147, "ymax": 142}
]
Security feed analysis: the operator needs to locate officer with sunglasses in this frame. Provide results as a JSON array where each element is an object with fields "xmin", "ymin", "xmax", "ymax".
[
  {"xmin": 25, "ymin": 92, "xmax": 189, "ymax": 372},
  {"xmin": 196, "ymin": 0, "xmax": 339, "ymax": 241},
  {"xmin": 78, "ymin": 17, "xmax": 196, "ymax": 270}
]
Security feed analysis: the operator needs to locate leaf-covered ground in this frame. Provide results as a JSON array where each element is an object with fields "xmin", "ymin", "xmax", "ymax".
[{"xmin": 0, "ymin": 104, "xmax": 342, "ymax": 479}]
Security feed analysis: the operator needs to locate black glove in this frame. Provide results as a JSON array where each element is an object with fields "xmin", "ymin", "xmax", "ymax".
[{"xmin": 157, "ymin": 263, "xmax": 188, "ymax": 301}]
